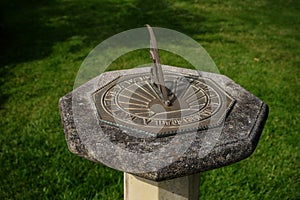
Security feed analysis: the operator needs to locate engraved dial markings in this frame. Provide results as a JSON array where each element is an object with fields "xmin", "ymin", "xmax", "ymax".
[{"xmin": 93, "ymin": 72, "xmax": 235, "ymax": 137}]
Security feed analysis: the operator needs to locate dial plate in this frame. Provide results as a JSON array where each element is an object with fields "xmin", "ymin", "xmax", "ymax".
[{"xmin": 93, "ymin": 72, "xmax": 235, "ymax": 137}]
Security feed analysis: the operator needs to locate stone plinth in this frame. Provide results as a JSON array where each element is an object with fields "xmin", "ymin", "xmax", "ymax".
[{"xmin": 59, "ymin": 65, "xmax": 268, "ymax": 181}]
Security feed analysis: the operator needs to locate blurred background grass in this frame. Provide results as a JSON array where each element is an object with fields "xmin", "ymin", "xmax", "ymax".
[{"xmin": 0, "ymin": 0, "xmax": 299, "ymax": 199}]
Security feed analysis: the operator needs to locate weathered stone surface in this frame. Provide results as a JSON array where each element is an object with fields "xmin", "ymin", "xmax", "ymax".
[{"xmin": 59, "ymin": 65, "xmax": 268, "ymax": 181}]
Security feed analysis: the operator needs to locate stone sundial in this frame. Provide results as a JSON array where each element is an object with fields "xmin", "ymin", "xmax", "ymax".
[
  {"xmin": 59, "ymin": 25, "xmax": 268, "ymax": 189},
  {"xmin": 93, "ymin": 25, "xmax": 235, "ymax": 137}
]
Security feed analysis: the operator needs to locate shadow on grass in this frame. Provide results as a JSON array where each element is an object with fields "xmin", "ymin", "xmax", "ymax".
[
  {"xmin": 1, "ymin": 0, "xmax": 298, "ymax": 72},
  {"xmin": 0, "ymin": 0, "xmax": 207, "ymax": 67}
]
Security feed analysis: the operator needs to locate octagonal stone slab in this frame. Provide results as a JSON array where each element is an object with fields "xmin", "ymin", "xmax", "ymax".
[{"xmin": 59, "ymin": 65, "xmax": 268, "ymax": 181}]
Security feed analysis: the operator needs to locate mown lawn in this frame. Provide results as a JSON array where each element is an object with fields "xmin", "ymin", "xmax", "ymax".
[{"xmin": 0, "ymin": 0, "xmax": 299, "ymax": 199}]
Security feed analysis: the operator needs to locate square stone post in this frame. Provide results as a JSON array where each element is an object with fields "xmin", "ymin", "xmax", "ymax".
[{"xmin": 124, "ymin": 173, "xmax": 200, "ymax": 200}]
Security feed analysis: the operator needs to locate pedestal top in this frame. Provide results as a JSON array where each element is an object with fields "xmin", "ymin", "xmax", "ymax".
[{"xmin": 59, "ymin": 65, "xmax": 268, "ymax": 181}]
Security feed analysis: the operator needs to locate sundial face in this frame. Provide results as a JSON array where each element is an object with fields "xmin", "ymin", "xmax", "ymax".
[
  {"xmin": 93, "ymin": 25, "xmax": 234, "ymax": 137},
  {"xmin": 93, "ymin": 72, "xmax": 235, "ymax": 137}
]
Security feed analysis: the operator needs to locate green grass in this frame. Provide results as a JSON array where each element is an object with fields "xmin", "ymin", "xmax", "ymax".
[{"xmin": 0, "ymin": 0, "xmax": 299, "ymax": 199}]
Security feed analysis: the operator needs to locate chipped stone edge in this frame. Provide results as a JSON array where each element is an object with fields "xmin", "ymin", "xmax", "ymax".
[{"xmin": 59, "ymin": 93, "xmax": 99, "ymax": 163}]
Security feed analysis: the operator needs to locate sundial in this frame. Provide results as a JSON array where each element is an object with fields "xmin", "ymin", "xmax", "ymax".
[
  {"xmin": 59, "ymin": 25, "xmax": 268, "ymax": 184},
  {"xmin": 93, "ymin": 25, "xmax": 235, "ymax": 137}
]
